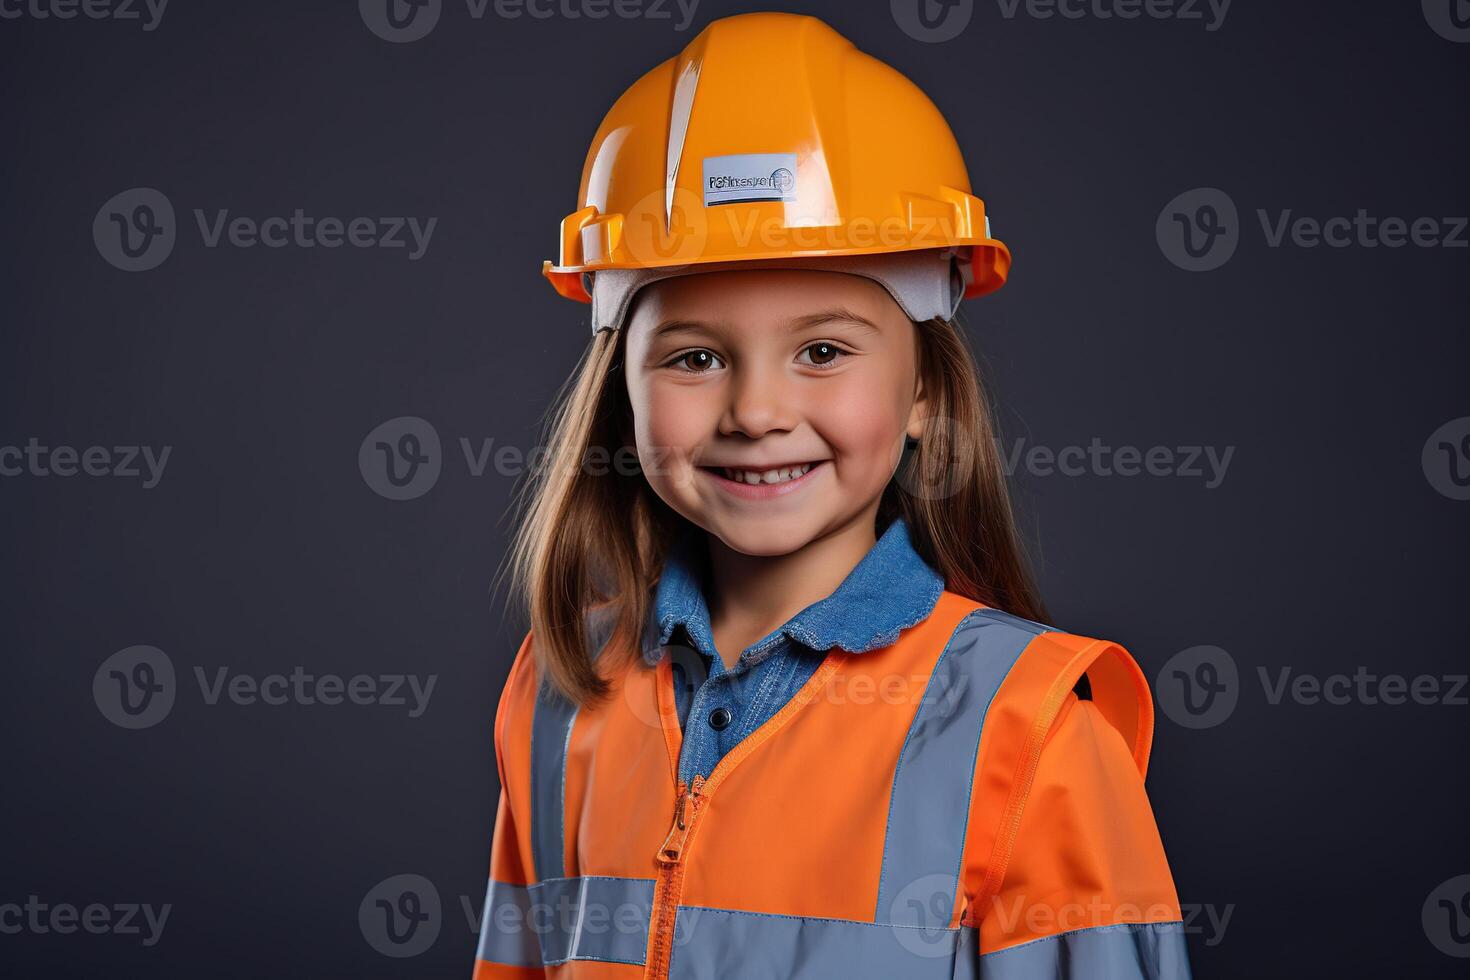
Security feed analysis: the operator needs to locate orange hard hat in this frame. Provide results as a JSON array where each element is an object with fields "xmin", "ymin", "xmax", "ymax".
[{"xmin": 541, "ymin": 12, "xmax": 1011, "ymax": 316}]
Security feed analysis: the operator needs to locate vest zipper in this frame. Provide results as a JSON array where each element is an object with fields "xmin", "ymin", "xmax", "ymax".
[
  {"xmin": 641, "ymin": 649, "xmax": 846, "ymax": 976},
  {"xmin": 645, "ymin": 771, "xmax": 706, "ymax": 979}
]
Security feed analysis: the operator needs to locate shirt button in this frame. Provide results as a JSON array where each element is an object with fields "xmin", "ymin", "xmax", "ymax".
[{"xmin": 708, "ymin": 706, "xmax": 732, "ymax": 731}]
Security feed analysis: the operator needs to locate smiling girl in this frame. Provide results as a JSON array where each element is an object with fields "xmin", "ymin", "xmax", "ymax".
[{"xmin": 473, "ymin": 12, "xmax": 1191, "ymax": 980}]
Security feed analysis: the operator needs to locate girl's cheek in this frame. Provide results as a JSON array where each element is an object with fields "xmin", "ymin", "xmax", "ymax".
[
  {"xmin": 815, "ymin": 377, "xmax": 910, "ymax": 460},
  {"xmin": 637, "ymin": 383, "xmax": 713, "ymax": 467}
]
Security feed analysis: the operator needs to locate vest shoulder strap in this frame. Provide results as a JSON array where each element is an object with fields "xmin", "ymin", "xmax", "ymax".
[{"xmin": 960, "ymin": 624, "xmax": 1155, "ymax": 925}]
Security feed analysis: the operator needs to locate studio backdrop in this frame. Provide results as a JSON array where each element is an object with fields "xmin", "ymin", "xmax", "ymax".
[{"xmin": 1, "ymin": 1, "xmax": 1467, "ymax": 977}]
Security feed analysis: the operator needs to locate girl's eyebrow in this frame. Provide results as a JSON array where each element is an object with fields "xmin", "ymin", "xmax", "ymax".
[
  {"xmin": 652, "ymin": 307, "xmax": 880, "ymax": 340},
  {"xmin": 651, "ymin": 319, "xmax": 713, "ymax": 340},
  {"xmin": 791, "ymin": 308, "xmax": 881, "ymax": 334}
]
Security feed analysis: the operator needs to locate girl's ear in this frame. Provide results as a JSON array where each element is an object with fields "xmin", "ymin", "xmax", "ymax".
[{"xmin": 906, "ymin": 366, "xmax": 929, "ymax": 443}]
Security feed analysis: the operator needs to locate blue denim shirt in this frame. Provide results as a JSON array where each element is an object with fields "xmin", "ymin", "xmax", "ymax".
[{"xmin": 645, "ymin": 515, "xmax": 946, "ymax": 784}]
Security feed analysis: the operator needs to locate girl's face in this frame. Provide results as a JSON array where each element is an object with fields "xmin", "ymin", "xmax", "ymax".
[{"xmin": 622, "ymin": 268, "xmax": 927, "ymax": 557}]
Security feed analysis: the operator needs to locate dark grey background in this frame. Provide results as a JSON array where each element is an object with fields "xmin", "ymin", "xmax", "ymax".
[{"xmin": 2, "ymin": 0, "xmax": 1467, "ymax": 977}]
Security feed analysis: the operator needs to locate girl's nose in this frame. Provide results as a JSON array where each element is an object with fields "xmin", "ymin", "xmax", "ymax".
[{"xmin": 718, "ymin": 366, "xmax": 799, "ymax": 440}]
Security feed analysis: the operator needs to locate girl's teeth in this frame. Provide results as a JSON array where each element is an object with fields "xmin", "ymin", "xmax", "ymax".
[{"xmin": 722, "ymin": 462, "xmax": 815, "ymax": 485}]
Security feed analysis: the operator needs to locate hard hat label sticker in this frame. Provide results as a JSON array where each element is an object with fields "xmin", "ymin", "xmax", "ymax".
[{"xmin": 703, "ymin": 154, "xmax": 798, "ymax": 208}]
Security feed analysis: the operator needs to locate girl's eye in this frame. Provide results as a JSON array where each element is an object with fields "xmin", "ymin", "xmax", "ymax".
[
  {"xmin": 667, "ymin": 349, "xmax": 724, "ymax": 373},
  {"xmin": 799, "ymin": 342, "xmax": 851, "ymax": 369},
  {"xmin": 664, "ymin": 344, "xmax": 850, "ymax": 373}
]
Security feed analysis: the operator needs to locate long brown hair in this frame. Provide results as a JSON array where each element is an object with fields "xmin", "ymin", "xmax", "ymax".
[{"xmin": 496, "ymin": 311, "xmax": 1049, "ymax": 709}]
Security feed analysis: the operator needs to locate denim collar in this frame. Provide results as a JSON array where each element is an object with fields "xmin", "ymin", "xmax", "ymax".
[{"xmin": 641, "ymin": 516, "xmax": 946, "ymax": 668}]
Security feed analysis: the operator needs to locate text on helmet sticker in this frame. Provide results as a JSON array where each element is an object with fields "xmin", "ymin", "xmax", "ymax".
[{"xmin": 702, "ymin": 153, "xmax": 798, "ymax": 208}]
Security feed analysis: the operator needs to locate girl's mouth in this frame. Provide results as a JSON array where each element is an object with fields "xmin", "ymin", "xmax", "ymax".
[{"xmin": 699, "ymin": 460, "xmax": 828, "ymax": 499}]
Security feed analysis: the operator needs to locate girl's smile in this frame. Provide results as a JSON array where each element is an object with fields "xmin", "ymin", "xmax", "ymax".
[{"xmin": 699, "ymin": 459, "xmax": 829, "ymax": 500}]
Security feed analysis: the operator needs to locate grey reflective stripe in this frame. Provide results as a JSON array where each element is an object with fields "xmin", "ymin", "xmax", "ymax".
[
  {"xmin": 529, "ymin": 686, "xmax": 578, "ymax": 883},
  {"xmin": 665, "ymin": 909, "xmax": 1189, "ymax": 979},
  {"xmin": 529, "ymin": 608, "xmax": 621, "ymax": 880},
  {"xmin": 532, "ymin": 875, "xmax": 656, "ymax": 966},
  {"xmin": 670, "ymin": 905, "xmax": 976, "ymax": 979},
  {"xmin": 476, "ymin": 875, "xmax": 657, "ymax": 968},
  {"xmin": 978, "ymin": 921, "xmax": 1193, "ymax": 979},
  {"xmin": 874, "ymin": 609, "xmax": 1046, "ymax": 927},
  {"xmin": 475, "ymin": 879, "xmax": 539, "ymax": 967}
]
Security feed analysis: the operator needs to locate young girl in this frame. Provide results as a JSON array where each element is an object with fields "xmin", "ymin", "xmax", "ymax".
[{"xmin": 474, "ymin": 12, "xmax": 1191, "ymax": 979}]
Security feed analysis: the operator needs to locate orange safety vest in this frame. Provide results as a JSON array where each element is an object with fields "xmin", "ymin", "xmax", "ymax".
[{"xmin": 473, "ymin": 594, "xmax": 1192, "ymax": 979}]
